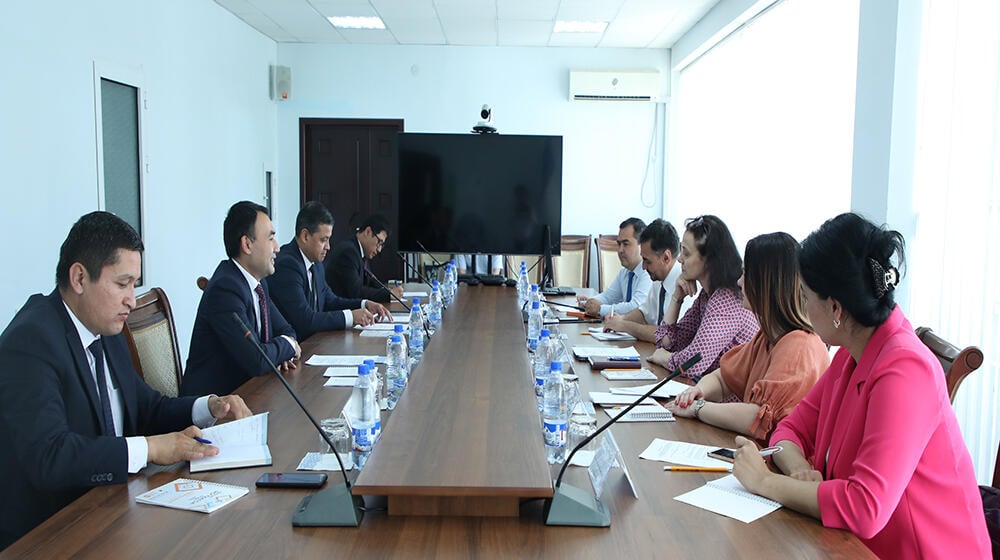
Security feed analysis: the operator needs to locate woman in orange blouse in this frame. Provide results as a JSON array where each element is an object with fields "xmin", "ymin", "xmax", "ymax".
[{"xmin": 668, "ymin": 232, "xmax": 828, "ymax": 441}]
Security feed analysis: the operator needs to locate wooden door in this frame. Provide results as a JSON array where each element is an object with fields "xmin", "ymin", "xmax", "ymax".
[{"xmin": 300, "ymin": 118, "xmax": 403, "ymax": 283}]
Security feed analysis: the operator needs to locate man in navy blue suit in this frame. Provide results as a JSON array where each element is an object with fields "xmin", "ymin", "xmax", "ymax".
[
  {"xmin": 181, "ymin": 201, "xmax": 301, "ymax": 397},
  {"xmin": 326, "ymin": 214, "xmax": 405, "ymax": 303},
  {"xmin": 267, "ymin": 202, "xmax": 391, "ymax": 341},
  {"xmin": 0, "ymin": 212, "xmax": 250, "ymax": 549}
]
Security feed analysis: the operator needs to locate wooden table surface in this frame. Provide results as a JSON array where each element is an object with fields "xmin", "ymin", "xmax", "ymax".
[{"xmin": 3, "ymin": 285, "xmax": 874, "ymax": 559}]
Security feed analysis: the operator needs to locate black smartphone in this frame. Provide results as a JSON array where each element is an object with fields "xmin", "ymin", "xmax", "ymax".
[
  {"xmin": 707, "ymin": 448, "xmax": 735, "ymax": 463},
  {"xmin": 255, "ymin": 472, "xmax": 328, "ymax": 488}
]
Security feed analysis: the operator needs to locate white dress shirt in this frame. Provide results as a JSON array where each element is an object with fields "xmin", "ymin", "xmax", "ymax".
[
  {"xmin": 455, "ymin": 254, "xmax": 503, "ymax": 274},
  {"xmin": 594, "ymin": 262, "xmax": 652, "ymax": 316},
  {"xmin": 639, "ymin": 265, "xmax": 682, "ymax": 325}
]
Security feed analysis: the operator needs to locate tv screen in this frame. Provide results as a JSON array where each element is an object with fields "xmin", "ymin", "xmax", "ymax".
[{"xmin": 397, "ymin": 133, "xmax": 562, "ymax": 256}]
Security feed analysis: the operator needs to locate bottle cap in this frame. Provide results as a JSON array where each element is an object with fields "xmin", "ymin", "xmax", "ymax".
[
  {"xmin": 394, "ymin": 324, "xmax": 404, "ymax": 332},
  {"xmin": 413, "ymin": 297, "xmax": 421, "ymax": 305},
  {"xmin": 532, "ymin": 301, "xmax": 540, "ymax": 309},
  {"xmin": 391, "ymin": 335, "xmax": 401, "ymax": 342},
  {"xmin": 540, "ymin": 328, "xmax": 550, "ymax": 338},
  {"xmin": 550, "ymin": 361, "xmax": 562, "ymax": 372}
]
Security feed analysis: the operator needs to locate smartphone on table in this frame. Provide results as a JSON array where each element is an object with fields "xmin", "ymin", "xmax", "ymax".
[
  {"xmin": 707, "ymin": 448, "xmax": 735, "ymax": 463},
  {"xmin": 255, "ymin": 472, "xmax": 328, "ymax": 488}
]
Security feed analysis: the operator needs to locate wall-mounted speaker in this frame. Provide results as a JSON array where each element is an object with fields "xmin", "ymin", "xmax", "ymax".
[{"xmin": 269, "ymin": 65, "xmax": 291, "ymax": 101}]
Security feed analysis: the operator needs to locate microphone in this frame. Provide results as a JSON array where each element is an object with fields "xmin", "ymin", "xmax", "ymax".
[
  {"xmin": 229, "ymin": 313, "xmax": 363, "ymax": 526},
  {"xmin": 555, "ymin": 352, "xmax": 701, "ymax": 488},
  {"xmin": 414, "ymin": 240, "xmax": 445, "ymax": 272},
  {"xmin": 363, "ymin": 267, "xmax": 410, "ymax": 312},
  {"xmin": 543, "ymin": 300, "xmax": 585, "ymax": 312},
  {"xmin": 395, "ymin": 250, "xmax": 435, "ymax": 292}
]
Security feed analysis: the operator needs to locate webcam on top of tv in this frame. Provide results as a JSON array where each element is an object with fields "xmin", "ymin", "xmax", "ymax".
[{"xmin": 472, "ymin": 104, "xmax": 496, "ymax": 134}]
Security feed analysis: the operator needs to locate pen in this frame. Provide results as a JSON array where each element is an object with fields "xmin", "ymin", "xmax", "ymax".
[
  {"xmin": 758, "ymin": 445, "xmax": 783, "ymax": 457},
  {"xmin": 664, "ymin": 466, "xmax": 731, "ymax": 472},
  {"xmin": 194, "ymin": 437, "xmax": 212, "ymax": 445},
  {"xmin": 608, "ymin": 356, "xmax": 640, "ymax": 361}
]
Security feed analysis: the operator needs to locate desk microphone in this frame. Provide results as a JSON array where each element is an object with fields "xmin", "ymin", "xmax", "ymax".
[
  {"xmin": 546, "ymin": 352, "xmax": 702, "ymax": 527},
  {"xmin": 395, "ymin": 250, "xmax": 435, "ymax": 293},
  {"xmin": 414, "ymin": 240, "xmax": 445, "ymax": 272},
  {"xmin": 544, "ymin": 300, "xmax": 585, "ymax": 312},
  {"xmin": 364, "ymin": 268, "xmax": 432, "ymax": 341},
  {"xmin": 230, "ymin": 313, "xmax": 363, "ymax": 526}
]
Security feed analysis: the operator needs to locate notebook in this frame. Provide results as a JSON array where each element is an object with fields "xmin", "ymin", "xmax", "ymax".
[
  {"xmin": 603, "ymin": 404, "xmax": 675, "ymax": 422},
  {"xmin": 674, "ymin": 474, "xmax": 782, "ymax": 523},
  {"xmin": 136, "ymin": 478, "xmax": 248, "ymax": 513},
  {"xmin": 189, "ymin": 413, "xmax": 272, "ymax": 473}
]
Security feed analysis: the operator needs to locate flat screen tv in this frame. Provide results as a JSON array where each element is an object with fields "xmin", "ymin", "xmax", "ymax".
[{"xmin": 397, "ymin": 133, "xmax": 562, "ymax": 256}]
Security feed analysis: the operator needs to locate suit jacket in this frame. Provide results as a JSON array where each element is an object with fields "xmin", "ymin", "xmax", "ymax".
[
  {"xmin": 0, "ymin": 291, "xmax": 197, "ymax": 548},
  {"xmin": 326, "ymin": 238, "xmax": 390, "ymax": 302},
  {"xmin": 181, "ymin": 260, "xmax": 296, "ymax": 397},
  {"xmin": 267, "ymin": 240, "xmax": 363, "ymax": 340}
]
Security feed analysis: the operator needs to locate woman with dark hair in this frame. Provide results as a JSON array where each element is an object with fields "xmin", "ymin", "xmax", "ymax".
[
  {"xmin": 648, "ymin": 215, "xmax": 758, "ymax": 380},
  {"xmin": 668, "ymin": 233, "xmax": 828, "ymax": 442},
  {"xmin": 731, "ymin": 213, "xmax": 989, "ymax": 559}
]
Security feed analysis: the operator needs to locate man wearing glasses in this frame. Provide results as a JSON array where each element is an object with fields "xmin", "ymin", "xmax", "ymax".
[{"xmin": 326, "ymin": 214, "xmax": 403, "ymax": 303}]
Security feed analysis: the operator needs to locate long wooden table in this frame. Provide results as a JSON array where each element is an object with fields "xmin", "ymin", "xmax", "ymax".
[{"xmin": 3, "ymin": 285, "xmax": 874, "ymax": 559}]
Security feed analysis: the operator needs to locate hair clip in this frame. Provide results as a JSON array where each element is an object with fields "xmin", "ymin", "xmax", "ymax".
[{"xmin": 868, "ymin": 258, "xmax": 899, "ymax": 299}]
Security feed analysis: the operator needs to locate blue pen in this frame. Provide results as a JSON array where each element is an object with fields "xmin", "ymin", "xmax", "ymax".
[
  {"xmin": 194, "ymin": 437, "xmax": 212, "ymax": 444},
  {"xmin": 608, "ymin": 356, "xmax": 640, "ymax": 361}
]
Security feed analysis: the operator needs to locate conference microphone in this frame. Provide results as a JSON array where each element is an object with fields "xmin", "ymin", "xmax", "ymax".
[
  {"xmin": 414, "ymin": 239, "xmax": 445, "ymax": 271},
  {"xmin": 229, "ymin": 313, "xmax": 363, "ymax": 526},
  {"xmin": 545, "ymin": 352, "xmax": 702, "ymax": 527},
  {"xmin": 555, "ymin": 351, "xmax": 702, "ymax": 489},
  {"xmin": 543, "ymin": 300, "xmax": 585, "ymax": 312},
  {"xmin": 394, "ymin": 249, "xmax": 435, "ymax": 293},
  {"xmin": 364, "ymin": 268, "xmax": 432, "ymax": 341}
]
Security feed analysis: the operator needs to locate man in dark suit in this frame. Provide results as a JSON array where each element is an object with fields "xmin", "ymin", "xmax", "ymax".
[
  {"xmin": 181, "ymin": 201, "xmax": 301, "ymax": 397},
  {"xmin": 326, "ymin": 214, "xmax": 404, "ymax": 303},
  {"xmin": 267, "ymin": 202, "xmax": 391, "ymax": 340},
  {"xmin": 0, "ymin": 212, "xmax": 250, "ymax": 549}
]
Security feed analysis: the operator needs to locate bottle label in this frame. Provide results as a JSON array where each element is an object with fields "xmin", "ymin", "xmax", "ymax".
[
  {"xmin": 543, "ymin": 421, "xmax": 567, "ymax": 447},
  {"xmin": 352, "ymin": 426, "xmax": 375, "ymax": 450}
]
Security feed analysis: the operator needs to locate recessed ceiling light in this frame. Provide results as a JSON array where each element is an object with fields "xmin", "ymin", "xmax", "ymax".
[
  {"xmin": 327, "ymin": 16, "xmax": 386, "ymax": 30},
  {"xmin": 554, "ymin": 20, "xmax": 607, "ymax": 33}
]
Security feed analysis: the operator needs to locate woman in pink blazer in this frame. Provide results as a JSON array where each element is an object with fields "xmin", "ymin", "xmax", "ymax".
[{"xmin": 730, "ymin": 213, "xmax": 989, "ymax": 559}]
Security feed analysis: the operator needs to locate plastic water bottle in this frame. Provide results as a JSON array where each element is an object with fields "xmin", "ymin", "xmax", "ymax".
[
  {"xmin": 534, "ymin": 328, "xmax": 552, "ymax": 408},
  {"xmin": 542, "ymin": 361, "xmax": 568, "ymax": 464},
  {"xmin": 442, "ymin": 264, "xmax": 456, "ymax": 307},
  {"xmin": 347, "ymin": 364, "xmax": 379, "ymax": 469},
  {"xmin": 386, "ymin": 334, "xmax": 408, "ymax": 409},
  {"xmin": 429, "ymin": 282, "xmax": 443, "ymax": 333},
  {"xmin": 530, "ymin": 283, "xmax": 541, "ymax": 307},
  {"xmin": 363, "ymin": 358, "xmax": 384, "ymax": 412},
  {"xmin": 409, "ymin": 298, "xmax": 424, "ymax": 363},
  {"xmin": 516, "ymin": 262, "xmax": 530, "ymax": 307},
  {"xmin": 527, "ymin": 300, "xmax": 542, "ymax": 351}
]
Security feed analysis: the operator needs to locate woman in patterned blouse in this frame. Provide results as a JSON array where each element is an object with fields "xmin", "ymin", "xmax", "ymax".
[
  {"xmin": 647, "ymin": 215, "xmax": 758, "ymax": 380},
  {"xmin": 667, "ymin": 232, "xmax": 828, "ymax": 442}
]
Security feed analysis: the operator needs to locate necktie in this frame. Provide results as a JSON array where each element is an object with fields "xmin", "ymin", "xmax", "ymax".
[
  {"xmin": 88, "ymin": 339, "xmax": 116, "ymax": 436},
  {"xmin": 658, "ymin": 284, "xmax": 667, "ymax": 325},
  {"xmin": 625, "ymin": 271, "xmax": 635, "ymax": 302},
  {"xmin": 310, "ymin": 264, "xmax": 320, "ymax": 311},
  {"xmin": 254, "ymin": 284, "xmax": 270, "ymax": 342}
]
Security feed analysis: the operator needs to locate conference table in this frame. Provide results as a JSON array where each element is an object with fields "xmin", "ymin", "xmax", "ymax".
[{"xmin": 3, "ymin": 285, "xmax": 874, "ymax": 559}]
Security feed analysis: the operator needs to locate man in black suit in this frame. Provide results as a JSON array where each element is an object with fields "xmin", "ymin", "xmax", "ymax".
[
  {"xmin": 181, "ymin": 201, "xmax": 301, "ymax": 397},
  {"xmin": 326, "ymin": 214, "xmax": 404, "ymax": 303},
  {"xmin": 0, "ymin": 212, "xmax": 250, "ymax": 549},
  {"xmin": 267, "ymin": 202, "xmax": 391, "ymax": 340}
]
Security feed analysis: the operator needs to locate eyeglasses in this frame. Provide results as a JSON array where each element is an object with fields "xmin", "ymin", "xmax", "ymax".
[
  {"xmin": 375, "ymin": 234, "xmax": 387, "ymax": 248},
  {"xmin": 686, "ymin": 216, "xmax": 711, "ymax": 239}
]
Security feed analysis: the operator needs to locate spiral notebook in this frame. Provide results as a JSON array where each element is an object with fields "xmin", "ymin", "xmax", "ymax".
[
  {"xmin": 136, "ymin": 478, "xmax": 249, "ymax": 513},
  {"xmin": 674, "ymin": 474, "xmax": 781, "ymax": 523}
]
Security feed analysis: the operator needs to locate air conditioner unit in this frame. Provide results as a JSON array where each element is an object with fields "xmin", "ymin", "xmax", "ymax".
[{"xmin": 569, "ymin": 70, "xmax": 661, "ymax": 101}]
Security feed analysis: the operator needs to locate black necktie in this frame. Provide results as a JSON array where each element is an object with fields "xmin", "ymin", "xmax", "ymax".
[
  {"xmin": 625, "ymin": 271, "xmax": 635, "ymax": 301},
  {"xmin": 310, "ymin": 264, "xmax": 320, "ymax": 311},
  {"xmin": 254, "ymin": 284, "xmax": 270, "ymax": 342},
  {"xmin": 657, "ymin": 284, "xmax": 667, "ymax": 325},
  {"xmin": 88, "ymin": 339, "xmax": 116, "ymax": 436}
]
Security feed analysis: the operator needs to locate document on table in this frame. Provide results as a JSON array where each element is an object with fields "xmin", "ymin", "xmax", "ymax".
[
  {"xmin": 297, "ymin": 452, "xmax": 354, "ymax": 472},
  {"xmin": 190, "ymin": 413, "xmax": 272, "ymax": 472},
  {"xmin": 604, "ymin": 404, "xmax": 675, "ymax": 422},
  {"xmin": 403, "ymin": 291, "xmax": 428, "ymax": 298},
  {"xmin": 323, "ymin": 367, "xmax": 359, "ymax": 377},
  {"xmin": 572, "ymin": 346, "xmax": 641, "ymax": 359},
  {"xmin": 587, "ymin": 328, "xmax": 637, "ymax": 342},
  {"xmin": 601, "ymin": 368, "xmax": 657, "ymax": 381},
  {"xmin": 390, "ymin": 315, "xmax": 409, "ymax": 323},
  {"xmin": 588, "ymin": 392, "xmax": 658, "ymax": 407},
  {"xmin": 674, "ymin": 475, "xmax": 781, "ymax": 523},
  {"xmin": 324, "ymin": 377, "xmax": 357, "ymax": 387},
  {"xmin": 609, "ymin": 380, "xmax": 691, "ymax": 399},
  {"xmin": 306, "ymin": 355, "xmax": 386, "ymax": 366},
  {"xmin": 355, "ymin": 322, "xmax": 405, "ymax": 331},
  {"xmin": 136, "ymin": 478, "xmax": 248, "ymax": 513},
  {"xmin": 638, "ymin": 438, "xmax": 733, "ymax": 469}
]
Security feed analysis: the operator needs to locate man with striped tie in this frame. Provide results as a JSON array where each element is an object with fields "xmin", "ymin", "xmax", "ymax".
[
  {"xmin": 578, "ymin": 217, "xmax": 652, "ymax": 318},
  {"xmin": 268, "ymin": 202, "xmax": 390, "ymax": 341},
  {"xmin": 602, "ymin": 219, "xmax": 681, "ymax": 342}
]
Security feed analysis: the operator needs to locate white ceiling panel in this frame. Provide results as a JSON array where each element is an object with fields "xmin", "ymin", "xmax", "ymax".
[
  {"xmin": 498, "ymin": 20, "xmax": 552, "ymax": 47},
  {"xmin": 336, "ymin": 28, "xmax": 397, "ymax": 43},
  {"xmin": 214, "ymin": 0, "xmax": 720, "ymax": 48}
]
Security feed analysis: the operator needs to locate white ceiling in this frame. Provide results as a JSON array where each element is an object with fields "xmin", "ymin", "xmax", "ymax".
[{"xmin": 214, "ymin": 0, "xmax": 719, "ymax": 48}]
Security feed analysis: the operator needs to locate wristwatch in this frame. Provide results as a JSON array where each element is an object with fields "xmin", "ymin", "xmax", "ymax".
[{"xmin": 691, "ymin": 399, "xmax": 706, "ymax": 418}]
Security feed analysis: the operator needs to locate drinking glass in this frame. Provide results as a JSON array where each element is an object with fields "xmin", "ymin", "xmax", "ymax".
[
  {"xmin": 319, "ymin": 417, "xmax": 351, "ymax": 454},
  {"xmin": 562, "ymin": 374, "xmax": 581, "ymax": 418}
]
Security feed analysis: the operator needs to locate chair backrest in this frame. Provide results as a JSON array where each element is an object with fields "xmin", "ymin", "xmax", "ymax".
[
  {"xmin": 196, "ymin": 276, "xmax": 208, "ymax": 291},
  {"xmin": 595, "ymin": 235, "xmax": 620, "ymax": 292},
  {"xmin": 420, "ymin": 253, "xmax": 452, "ymax": 283},
  {"xmin": 123, "ymin": 287, "xmax": 183, "ymax": 397},
  {"xmin": 505, "ymin": 255, "xmax": 542, "ymax": 284},
  {"xmin": 915, "ymin": 326, "xmax": 984, "ymax": 404},
  {"xmin": 552, "ymin": 235, "xmax": 591, "ymax": 288}
]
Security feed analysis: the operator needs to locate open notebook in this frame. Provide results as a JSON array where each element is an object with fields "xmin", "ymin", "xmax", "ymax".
[{"xmin": 674, "ymin": 474, "xmax": 781, "ymax": 523}]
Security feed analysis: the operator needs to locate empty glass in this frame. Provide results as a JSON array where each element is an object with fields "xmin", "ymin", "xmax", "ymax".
[
  {"xmin": 568, "ymin": 414, "xmax": 598, "ymax": 452},
  {"xmin": 562, "ymin": 374, "xmax": 581, "ymax": 418},
  {"xmin": 319, "ymin": 417, "xmax": 351, "ymax": 454}
]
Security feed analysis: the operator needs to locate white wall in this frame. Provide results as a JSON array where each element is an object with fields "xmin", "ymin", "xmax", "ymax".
[
  {"xmin": 0, "ymin": 0, "xmax": 277, "ymax": 359},
  {"xmin": 273, "ymin": 44, "xmax": 670, "ymax": 283}
]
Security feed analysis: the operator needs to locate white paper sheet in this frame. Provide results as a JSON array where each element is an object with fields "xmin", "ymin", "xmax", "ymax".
[
  {"xmin": 674, "ymin": 475, "xmax": 781, "ymax": 523},
  {"xmin": 609, "ymin": 380, "xmax": 691, "ymax": 398},
  {"xmin": 572, "ymin": 346, "xmax": 641, "ymax": 359},
  {"xmin": 601, "ymin": 368, "xmax": 657, "ymax": 381},
  {"xmin": 638, "ymin": 438, "xmax": 734, "ymax": 468},
  {"xmin": 588, "ymin": 392, "xmax": 658, "ymax": 406},
  {"xmin": 322, "ymin": 367, "xmax": 359, "ymax": 377},
  {"xmin": 324, "ymin": 377, "xmax": 357, "ymax": 387},
  {"xmin": 297, "ymin": 452, "xmax": 354, "ymax": 472},
  {"xmin": 306, "ymin": 355, "xmax": 385, "ymax": 366}
]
